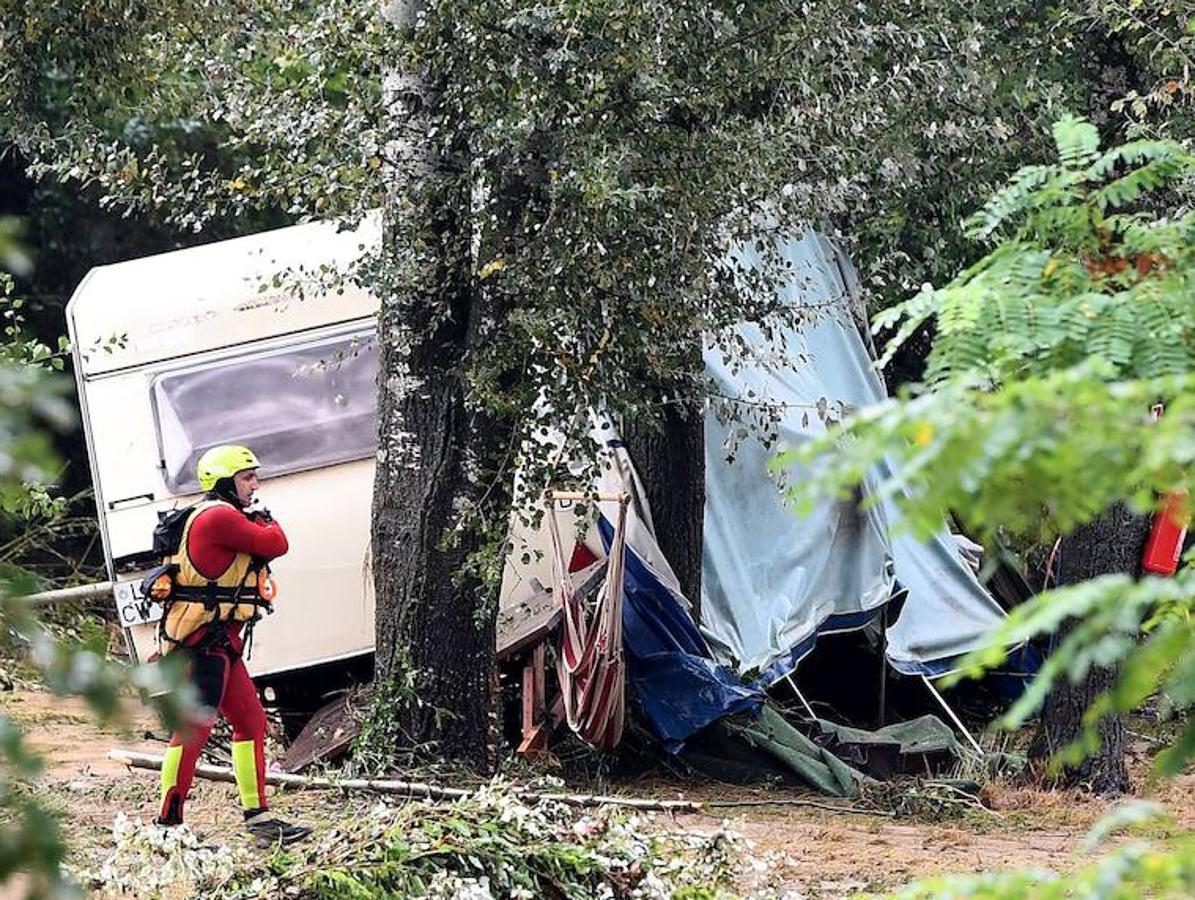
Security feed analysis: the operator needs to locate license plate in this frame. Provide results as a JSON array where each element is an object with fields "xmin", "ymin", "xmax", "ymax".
[{"xmin": 113, "ymin": 579, "xmax": 162, "ymax": 626}]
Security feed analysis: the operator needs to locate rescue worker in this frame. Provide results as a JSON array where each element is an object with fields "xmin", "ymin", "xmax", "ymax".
[{"xmin": 154, "ymin": 444, "xmax": 311, "ymax": 846}]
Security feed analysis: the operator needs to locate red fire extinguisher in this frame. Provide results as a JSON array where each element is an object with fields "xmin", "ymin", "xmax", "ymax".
[
  {"xmin": 1143, "ymin": 491, "xmax": 1188, "ymax": 576},
  {"xmin": 1142, "ymin": 405, "xmax": 1189, "ymax": 576}
]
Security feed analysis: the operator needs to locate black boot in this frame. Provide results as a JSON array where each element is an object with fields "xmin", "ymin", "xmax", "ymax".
[
  {"xmin": 243, "ymin": 808, "xmax": 312, "ymax": 847},
  {"xmin": 154, "ymin": 791, "xmax": 183, "ymax": 827}
]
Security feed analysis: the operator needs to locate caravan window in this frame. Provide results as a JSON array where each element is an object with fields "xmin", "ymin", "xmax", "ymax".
[{"xmin": 152, "ymin": 330, "xmax": 378, "ymax": 493}]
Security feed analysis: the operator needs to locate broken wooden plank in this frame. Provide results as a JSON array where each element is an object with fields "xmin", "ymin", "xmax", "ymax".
[
  {"xmin": 517, "ymin": 644, "xmax": 552, "ymax": 761},
  {"xmin": 278, "ymin": 692, "xmax": 360, "ymax": 774},
  {"xmin": 517, "ymin": 693, "xmax": 565, "ymax": 766},
  {"xmin": 497, "ymin": 578, "xmax": 559, "ymax": 662},
  {"xmin": 496, "ymin": 560, "xmax": 607, "ymax": 661}
]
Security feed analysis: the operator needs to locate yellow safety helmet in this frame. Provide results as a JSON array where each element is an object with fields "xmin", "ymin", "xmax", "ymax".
[{"xmin": 196, "ymin": 444, "xmax": 261, "ymax": 492}]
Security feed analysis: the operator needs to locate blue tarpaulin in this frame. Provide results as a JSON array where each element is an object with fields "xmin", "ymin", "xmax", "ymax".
[{"xmin": 598, "ymin": 517, "xmax": 761, "ymax": 752}]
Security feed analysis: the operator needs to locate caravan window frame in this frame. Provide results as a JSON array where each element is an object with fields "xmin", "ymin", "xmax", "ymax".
[{"xmin": 149, "ymin": 325, "xmax": 379, "ymax": 494}]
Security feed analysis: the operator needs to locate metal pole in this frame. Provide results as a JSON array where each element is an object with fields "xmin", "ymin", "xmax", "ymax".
[
  {"xmin": 18, "ymin": 581, "xmax": 114, "ymax": 606},
  {"xmin": 878, "ymin": 605, "xmax": 889, "ymax": 728},
  {"xmin": 921, "ymin": 675, "xmax": 984, "ymax": 757},
  {"xmin": 784, "ymin": 675, "xmax": 818, "ymax": 721}
]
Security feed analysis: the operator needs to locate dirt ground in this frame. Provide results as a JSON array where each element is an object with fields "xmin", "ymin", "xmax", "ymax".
[{"xmin": 4, "ymin": 686, "xmax": 1194, "ymax": 898}]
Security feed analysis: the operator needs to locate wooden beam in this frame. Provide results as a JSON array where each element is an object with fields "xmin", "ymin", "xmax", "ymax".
[
  {"xmin": 517, "ymin": 643, "xmax": 554, "ymax": 763},
  {"xmin": 496, "ymin": 561, "xmax": 606, "ymax": 660}
]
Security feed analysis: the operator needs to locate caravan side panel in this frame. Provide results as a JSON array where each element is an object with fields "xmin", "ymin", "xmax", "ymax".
[
  {"xmin": 81, "ymin": 331, "xmax": 378, "ymax": 677},
  {"xmin": 118, "ymin": 463, "xmax": 376, "ymax": 676}
]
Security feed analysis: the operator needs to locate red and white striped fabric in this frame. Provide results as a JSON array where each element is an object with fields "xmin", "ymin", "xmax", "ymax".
[{"xmin": 547, "ymin": 496, "xmax": 628, "ymax": 752}]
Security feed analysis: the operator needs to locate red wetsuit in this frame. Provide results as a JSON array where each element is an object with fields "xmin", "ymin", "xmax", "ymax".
[
  {"xmin": 181, "ymin": 506, "xmax": 288, "ymax": 651},
  {"xmin": 158, "ymin": 503, "xmax": 288, "ymax": 826}
]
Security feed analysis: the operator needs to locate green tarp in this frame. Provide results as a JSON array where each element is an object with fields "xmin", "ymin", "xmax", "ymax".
[
  {"xmin": 818, "ymin": 715, "xmax": 962, "ymax": 758},
  {"xmin": 695, "ymin": 704, "xmax": 966, "ymax": 797},
  {"xmin": 724, "ymin": 704, "xmax": 863, "ymax": 797}
]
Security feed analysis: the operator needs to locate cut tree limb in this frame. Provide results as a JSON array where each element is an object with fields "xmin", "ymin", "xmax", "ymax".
[{"xmin": 108, "ymin": 748, "xmax": 883, "ymax": 815}]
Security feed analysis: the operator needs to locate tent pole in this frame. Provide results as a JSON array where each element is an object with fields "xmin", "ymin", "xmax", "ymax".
[
  {"xmin": 784, "ymin": 675, "xmax": 818, "ymax": 721},
  {"xmin": 921, "ymin": 675, "xmax": 984, "ymax": 757},
  {"xmin": 878, "ymin": 606, "xmax": 889, "ymax": 728}
]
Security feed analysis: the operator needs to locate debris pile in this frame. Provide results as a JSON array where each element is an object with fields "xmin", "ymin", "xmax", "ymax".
[
  {"xmin": 74, "ymin": 813, "xmax": 250, "ymax": 898},
  {"xmin": 73, "ymin": 781, "xmax": 797, "ymax": 899}
]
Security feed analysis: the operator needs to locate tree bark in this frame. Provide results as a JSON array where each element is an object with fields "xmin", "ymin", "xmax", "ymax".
[
  {"xmin": 370, "ymin": 1, "xmax": 499, "ymax": 771},
  {"xmin": 623, "ymin": 403, "xmax": 705, "ymax": 618},
  {"xmin": 371, "ymin": 205, "xmax": 500, "ymax": 769},
  {"xmin": 1028, "ymin": 502, "xmax": 1151, "ymax": 795}
]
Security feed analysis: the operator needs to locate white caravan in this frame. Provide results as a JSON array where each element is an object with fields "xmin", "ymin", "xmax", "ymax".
[{"xmin": 67, "ymin": 218, "xmax": 385, "ymax": 683}]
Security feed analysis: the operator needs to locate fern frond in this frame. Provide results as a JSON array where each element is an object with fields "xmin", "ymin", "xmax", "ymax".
[
  {"xmin": 1134, "ymin": 279, "xmax": 1195, "ymax": 377},
  {"xmin": 1052, "ymin": 115, "xmax": 1101, "ymax": 170},
  {"xmin": 1122, "ymin": 213, "xmax": 1192, "ymax": 254},
  {"xmin": 922, "ymin": 281, "xmax": 1000, "ymax": 384},
  {"xmin": 1088, "ymin": 139, "xmax": 1190, "ymax": 179},
  {"xmin": 1009, "ymin": 249, "xmax": 1052, "ymax": 286},
  {"xmin": 872, "ymin": 286, "xmax": 939, "ymax": 371},
  {"xmin": 1134, "ymin": 286, "xmax": 1170, "ymax": 377},
  {"xmin": 963, "ymin": 165, "xmax": 1055, "ymax": 240},
  {"xmin": 987, "ymin": 293, "xmax": 1037, "ymax": 371},
  {"xmin": 1055, "ymin": 294, "xmax": 1096, "ymax": 353},
  {"xmin": 1104, "ymin": 212, "xmax": 1152, "ymax": 239},
  {"xmin": 1096, "ymin": 156, "xmax": 1190, "ymax": 211},
  {"xmin": 924, "ymin": 327, "xmax": 990, "ymax": 384},
  {"xmin": 1025, "ymin": 202, "xmax": 1092, "ymax": 247},
  {"xmin": 1087, "ymin": 301, "xmax": 1136, "ymax": 373}
]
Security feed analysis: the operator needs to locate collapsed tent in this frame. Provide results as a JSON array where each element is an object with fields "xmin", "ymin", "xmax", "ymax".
[
  {"xmin": 499, "ymin": 228, "xmax": 1018, "ymax": 774},
  {"xmin": 701, "ymin": 230, "xmax": 1011, "ymax": 683},
  {"xmin": 542, "ymin": 422, "xmax": 763, "ymax": 754}
]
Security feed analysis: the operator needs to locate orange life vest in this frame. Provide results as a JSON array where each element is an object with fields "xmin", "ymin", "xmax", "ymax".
[{"xmin": 157, "ymin": 500, "xmax": 275, "ymax": 649}]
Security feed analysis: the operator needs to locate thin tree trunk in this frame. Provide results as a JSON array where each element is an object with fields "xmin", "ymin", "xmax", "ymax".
[
  {"xmin": 1029, "ymin": 502, "xmax": 1151, "ymax": 795},
  {"xmin": 623, "ymin": 403, "xmax": 705, "ymax": 617}
]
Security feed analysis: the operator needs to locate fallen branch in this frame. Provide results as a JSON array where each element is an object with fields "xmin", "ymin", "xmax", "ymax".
[
  {"xmin": 921, "ymin": 780, "xmax": 1003, "ymax": 819},
  {"xmin": 110, "ymin": 749, "xmax": 692, "ymax": 810},
  {"xmin": 702, "ymin": 798, "xmax": 894, "ymax": 817},
  {"xmin": 111, "ymin": 748, "xmax": 473, "ymax": 801},
  {"xmin": 108, "ymin": 749, "xmax": 884, "ymax": 816}
]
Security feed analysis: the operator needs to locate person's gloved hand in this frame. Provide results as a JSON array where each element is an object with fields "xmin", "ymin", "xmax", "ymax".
[{"xmin": 245, "ymin": 497, "xmax": 273, "ymax": 524}]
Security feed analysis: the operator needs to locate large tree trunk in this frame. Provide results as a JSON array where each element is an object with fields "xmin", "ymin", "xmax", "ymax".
[
  {"xmin": 371, "ymin": 213, "xmax": 500, "ymax": 770},
  {"xmin": 370, "ymin": 0, "xmax": 498, "ymax": 771},
  {"xmin": 1028, "ymin": 502, "xmax": 1151, "ymax": 795},
  {"xmin": 623, "ymin": 403, "xmax": 705, "ymax": 618}
]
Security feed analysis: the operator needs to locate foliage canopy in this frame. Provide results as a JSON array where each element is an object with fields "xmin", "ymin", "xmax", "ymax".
[{"xmin": 783, "ymin": 117, "xmax": 1195, "ymax": 779}]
